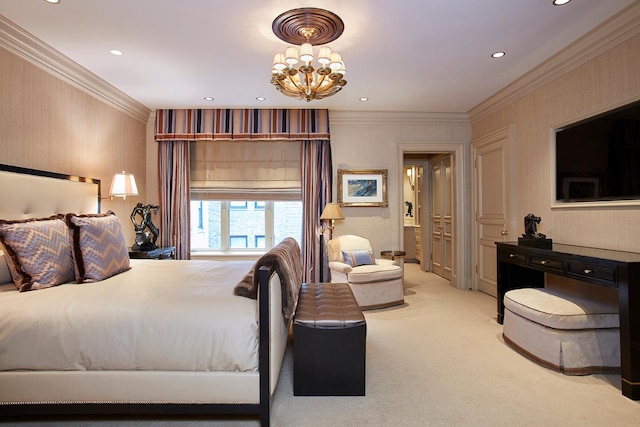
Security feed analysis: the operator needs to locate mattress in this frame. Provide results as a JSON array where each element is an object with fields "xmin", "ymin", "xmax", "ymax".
[{"xmin": 0, "ymin": 259, "xmax": 259, "ymax": 372}]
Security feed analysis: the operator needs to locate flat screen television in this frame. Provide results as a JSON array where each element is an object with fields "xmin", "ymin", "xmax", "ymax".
[{"xmin": 554, "ymin": 100, "xmax": 640, "ymax": 203}]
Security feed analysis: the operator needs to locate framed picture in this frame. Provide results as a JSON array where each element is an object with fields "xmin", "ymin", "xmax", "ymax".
[{"xmin": 337, "ymin": 169, "xmax": 388, "ymax": 207}]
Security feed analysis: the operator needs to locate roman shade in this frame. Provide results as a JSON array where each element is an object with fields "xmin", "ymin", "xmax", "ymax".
[{"xmin": 190, "ymin": 140, "xmax": 301, "ymax": 200}]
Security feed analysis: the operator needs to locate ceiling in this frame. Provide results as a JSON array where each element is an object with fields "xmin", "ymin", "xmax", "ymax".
[{"xmin": 0, "ymin": 0, "xmax": 635, "ymax": 113}]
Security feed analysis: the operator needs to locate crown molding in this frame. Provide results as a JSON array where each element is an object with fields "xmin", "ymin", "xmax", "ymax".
[
  {"xmin": 329, "ymin": 110, "xmax": 470, "ymax": 126},
  {"xmin": 0, "ymin": 15, "xmax": 150, "ymax": 123},
  {"xmin": 468, "ymin": 2, "xmax": 640, "ymax": 122}
]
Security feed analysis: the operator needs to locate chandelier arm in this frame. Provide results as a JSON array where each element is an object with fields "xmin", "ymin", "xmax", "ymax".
[{"xmin": 286, "ymin": 74, "xmax": 308, "ymax": 94}]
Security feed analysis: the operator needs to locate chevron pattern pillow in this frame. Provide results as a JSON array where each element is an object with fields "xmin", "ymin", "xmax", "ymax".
[
  {"xmin": 0, "ymin": 215, "xmax": 75, "ymax": 291},
  {"xmin": 66, "ymin": 211, "xmax": 130, "ymax": 283}
]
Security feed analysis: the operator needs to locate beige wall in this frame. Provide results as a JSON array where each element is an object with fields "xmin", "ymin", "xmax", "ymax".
[
  {"xmin": 145, "ymin": 111, "xmax": 473, "ymax": 285},
  {"xmin": 0, "ymin": 46, "xmax": 149, "ymax": 245},
  {"xmin": 470, "ymin": 32, "xmax": 640, "ymax": 252},
  {"xmin": 327, "ymin": 111, "xmax": 471, "ymax": 285}
]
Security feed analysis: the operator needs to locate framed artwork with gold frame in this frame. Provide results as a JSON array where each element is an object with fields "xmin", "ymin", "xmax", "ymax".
[{"xmin": 337, "ymin": 169, "xmax": 388, "ymax": 207}]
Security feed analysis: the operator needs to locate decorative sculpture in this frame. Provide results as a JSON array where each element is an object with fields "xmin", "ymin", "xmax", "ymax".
[
  {"xmin": 522, "ymin": 213, "xmax": 546, "ymax": 239},
  {"xmin": 405, "ymin": 201, "xmax": 413, "ymax": 217},
  {"xmin": 130, "ymin": 203, "xmax": 160, "ymax": 251},
  {"xmin": 519, "ymin": 213, "xmax": 551, "ymax": 248}
]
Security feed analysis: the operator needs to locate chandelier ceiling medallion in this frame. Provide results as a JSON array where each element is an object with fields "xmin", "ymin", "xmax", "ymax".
[{"xmin": 271, "ymin": 7, "xmax": 347, "ymax": 102}]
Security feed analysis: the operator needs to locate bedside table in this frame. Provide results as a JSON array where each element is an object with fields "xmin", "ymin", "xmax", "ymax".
[{"xmin": 129, "ymin": 246, "xmax": 175, "ymax": 260}]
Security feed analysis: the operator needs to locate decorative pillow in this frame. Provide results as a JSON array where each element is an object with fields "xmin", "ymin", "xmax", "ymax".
[
  {"xmin": 0, "ymin": 215, "xmax": 75, "ymax": 291},
  {"xmin": 342, "ymin": 249, "xmax": 375, "ymax": 267},
  {"xmin": 65, "ymin": 211, "xmax": 130, "ymax": 283}
]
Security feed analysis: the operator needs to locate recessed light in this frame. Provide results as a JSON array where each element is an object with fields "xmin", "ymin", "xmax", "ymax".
[
  {"xmin": 491, "ymin": 51, "xmax": 506, "ymax": 58},
  {"xmin": 256, "ymin": 97, "xmax": 266, "ymax": 101},
  {"xmin": 552, "ymin": 0, "xmax": 571, "ymax": 6},
  {"xmin": 359, "ymin": 97, "xmax": 369, "ymax": 102},
  {"xmin": 109, "ymin": 49, "xmax": 123, "ymax": 56},
  {"xmin": 204, "ymin": 97, "xmax": 214, "ymax": 101},
  {"xmin": 45, "ymin": 0, "xmax": 60, "ymax": 4}
]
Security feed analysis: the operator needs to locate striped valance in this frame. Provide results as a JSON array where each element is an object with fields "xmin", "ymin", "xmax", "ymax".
[{"xmin": 155, "ymin": 109, "xmax": 330, "ymax": 141}]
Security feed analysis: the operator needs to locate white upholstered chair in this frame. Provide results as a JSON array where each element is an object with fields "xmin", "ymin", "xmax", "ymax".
[{"xmin": 326, "ymin": 234, "xmax": 404, "ymax": 310}]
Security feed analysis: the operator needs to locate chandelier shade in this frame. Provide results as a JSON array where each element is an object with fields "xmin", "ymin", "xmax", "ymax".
[{"xmin": 271, "ymin": 8, "xmax": 347, "ymax": 102}]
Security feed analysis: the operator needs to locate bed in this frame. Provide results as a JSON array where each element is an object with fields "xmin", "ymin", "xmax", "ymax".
[{"xmin": 0, "ymin": 164, "xmax": 300, "ymax": 427}]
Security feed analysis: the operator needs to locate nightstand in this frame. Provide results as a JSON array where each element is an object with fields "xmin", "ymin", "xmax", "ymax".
[{"xmin": 128, "ymin": 246, "xmax": 175, "ymax": 260}]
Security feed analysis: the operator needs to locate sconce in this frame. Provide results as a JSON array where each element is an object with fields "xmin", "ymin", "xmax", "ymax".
[
  {"xmin": 106, "ymin": 171, "xmax": 138, "ymax": 200},
  {"xmin": 406, "ymin": 167, "xmax": 415, "ymax": 190},
  {"xmin": 319, "ymin": 203, "xmax": 345, "ymax": 234}
]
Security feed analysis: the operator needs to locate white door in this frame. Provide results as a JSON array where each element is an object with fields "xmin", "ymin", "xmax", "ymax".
[
  {"xmin": 473, "ymin": 127, "xmax": 513, "ymax": 297},
  {"xmin": 430, "ymin": 157, "xmax": 453, "ymax": 281}
]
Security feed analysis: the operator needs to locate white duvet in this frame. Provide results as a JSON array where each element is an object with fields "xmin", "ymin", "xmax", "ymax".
[{"xmin": 0, "ymin": 259, "xmax": 259, "ymax": 373}]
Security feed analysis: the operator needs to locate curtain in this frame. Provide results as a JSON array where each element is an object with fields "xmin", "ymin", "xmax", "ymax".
[
  {"xmin": 155, "ymin": 109, "xmax": 332, "ymax": 277},
  {"xmin": 301, "ymin": 140, "xmax": 332, "ymax": 283},
  {"xmin": 158, "ymin": 140, "xmax": 191, "ymax": 260}
]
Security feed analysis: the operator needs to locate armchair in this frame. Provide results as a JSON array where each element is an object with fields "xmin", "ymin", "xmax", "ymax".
[{"xmin": 326, "ymin": 235, "xmax": 404, "ymax": 310}]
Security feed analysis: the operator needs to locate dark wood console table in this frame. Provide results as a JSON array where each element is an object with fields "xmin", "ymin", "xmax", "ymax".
[{"xmin": 496, "ymin": 241, "xmax": 640, "ymax": 400}]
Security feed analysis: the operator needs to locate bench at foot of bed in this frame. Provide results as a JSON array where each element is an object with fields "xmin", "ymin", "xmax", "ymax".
[{"xmin": 293, "ymin": 282, "xmax": 366, "ymax": 396}]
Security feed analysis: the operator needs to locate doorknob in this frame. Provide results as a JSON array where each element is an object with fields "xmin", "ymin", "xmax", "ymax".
[{"xmin": 501, "ymin": 229, "xmax": 508, "ymax": 236}]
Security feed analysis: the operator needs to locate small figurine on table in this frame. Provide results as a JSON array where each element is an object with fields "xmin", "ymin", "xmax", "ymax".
[
  {"xmin": 523, "ymin": 213, "xmax": 546, "ymax": 239},
  {"xmin": 131, "ymin": 203, "xmax": 160, "ymax": 251},
  {"xmin": 519, "ymin": 213, "xmax": 551, "ymax": 248},
  {"xmin": 405, "ymin": 201, "xmax": 413, "ymax": 217}
]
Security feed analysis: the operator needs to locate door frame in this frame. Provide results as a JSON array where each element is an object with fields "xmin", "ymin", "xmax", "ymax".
[{"xmin": 397, "ymin": 142, "xmax": 471, "ymax": 290}]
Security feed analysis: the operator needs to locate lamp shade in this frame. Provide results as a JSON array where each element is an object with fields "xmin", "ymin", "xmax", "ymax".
[
  {"xmin": 109, "ymin": 171, "xmax": 138, "ymax": 199},
  {"xmin": 320, "ymin": 203, "xmax": 345, "ymax": 220}
]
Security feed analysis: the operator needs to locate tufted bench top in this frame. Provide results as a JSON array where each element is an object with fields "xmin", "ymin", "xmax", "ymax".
[{"xmin": 294, "ymin": 283, "xmax": 365, "ymax": 329}]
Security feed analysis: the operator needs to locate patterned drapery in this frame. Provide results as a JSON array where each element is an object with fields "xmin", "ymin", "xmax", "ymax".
[
  {"xmin": 301, "ymin": 140, "xmax": 332, "ymax": 283},
  {"xmin": 158, "ymin": 140, "xmax": 191, "ymax": 260},
  {"xmin": 155, "ymin": 109, "xmax": 330, "ymax": 141},
  {"xmin": 154, "ymin": 109, "xmax": 332, "ymax": 277}
]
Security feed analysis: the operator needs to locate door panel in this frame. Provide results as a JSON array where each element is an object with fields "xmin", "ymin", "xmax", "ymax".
[
  {"xmin": 473, "ymin": 128, "xmax": 512, "ymax": 297},
  {"xmin": 431, "ymin": 163, "xmax": 443, "ymax": 277},
  {"xmin": 430, "ymin": 157, "xmax": 453, "ymax": 281}
]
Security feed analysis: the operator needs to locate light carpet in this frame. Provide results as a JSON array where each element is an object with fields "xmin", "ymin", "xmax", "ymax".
[{"xmin": 4, "ymin": 264, "xmax": 640, "ymax": 426}]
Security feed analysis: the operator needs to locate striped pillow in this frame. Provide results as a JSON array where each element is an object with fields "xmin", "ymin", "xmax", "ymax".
[
  {"xmin": 0, "ymin": 215, "xmax": 75, "ymax": 291},
  {"xmin": 342, "ymin": 249, "xmax": 375, "ymax": 267},
  {"xmin": 66, "ymin": 211, "xmax": 130, "ymax": 283}
]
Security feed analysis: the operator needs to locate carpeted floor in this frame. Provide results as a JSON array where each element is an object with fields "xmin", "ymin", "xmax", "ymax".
[{"xmin": 4, "ymin": 264, "xmax": 640, "ymax": 426}]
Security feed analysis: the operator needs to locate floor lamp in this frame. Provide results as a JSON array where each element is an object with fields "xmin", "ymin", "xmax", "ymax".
[{"xmin": 319, "ymin": 203, "xmax": 345, "ymax": 282}]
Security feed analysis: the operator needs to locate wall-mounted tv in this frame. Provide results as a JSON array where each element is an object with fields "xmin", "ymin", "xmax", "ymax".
[{"xmin": 554, "ymin": 100, "xmax": 640, "ymax": 203}]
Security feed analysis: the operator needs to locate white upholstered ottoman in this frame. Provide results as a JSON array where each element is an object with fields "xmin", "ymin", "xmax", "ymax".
[{"xmin": 503, "ymin": 288, "xmax": 620, "ymax": 375}]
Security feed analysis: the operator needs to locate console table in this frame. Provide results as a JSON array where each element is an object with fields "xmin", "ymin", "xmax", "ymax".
[{"xmin": 496, "ymin": 241, "xmax": 640, "ymax": 400}]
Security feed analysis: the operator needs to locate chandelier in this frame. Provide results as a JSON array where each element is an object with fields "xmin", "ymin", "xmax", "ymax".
[{"xmin": 271, "ymin": 8, "xmax": 347, "ymax": 102}]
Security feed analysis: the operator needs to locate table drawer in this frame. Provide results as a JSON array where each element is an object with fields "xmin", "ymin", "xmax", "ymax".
[
  {"xmin": 567, "ymin": 261, "xmax": 617, "ymax": 287},
  {"xmin": 499, "ymin": 247, "xmax": 527, "ymax": 263},
  {"xmin": 530, "ymin": 255, "xmax": 563, "ymax": 271}
]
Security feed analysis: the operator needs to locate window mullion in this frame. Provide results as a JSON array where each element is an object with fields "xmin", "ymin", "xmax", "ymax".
[
  {"xmin": 222, "ymin": 201, "xmax": 230, "ymax": 251},
  {"xmin": 265, "ymin": 201, "xmax": 274, "ymax": 249}
]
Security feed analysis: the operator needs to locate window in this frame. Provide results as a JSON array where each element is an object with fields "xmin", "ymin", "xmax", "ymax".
[
  {"xmin": 190, "ymin": 200, "xmax": 302, "ymax": 251},
  {"xmin": 189, "ymin": 140, "xmax": 302, "ymax": 253}
]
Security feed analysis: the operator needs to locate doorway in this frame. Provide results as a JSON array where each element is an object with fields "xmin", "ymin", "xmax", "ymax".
[{"xmin": 397, "ymin": 142, "xmax": 469, "ymax": 290}]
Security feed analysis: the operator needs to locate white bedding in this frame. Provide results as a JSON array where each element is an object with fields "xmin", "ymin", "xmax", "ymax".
[{"xmin": 0, "ymin": 259, "xmax": 259, "ymax": 373}]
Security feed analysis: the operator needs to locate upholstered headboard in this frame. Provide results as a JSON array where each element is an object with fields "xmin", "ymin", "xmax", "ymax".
[{"xmin": 0, "ymin": 164, "xmax": 101, "ymax": 284}]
